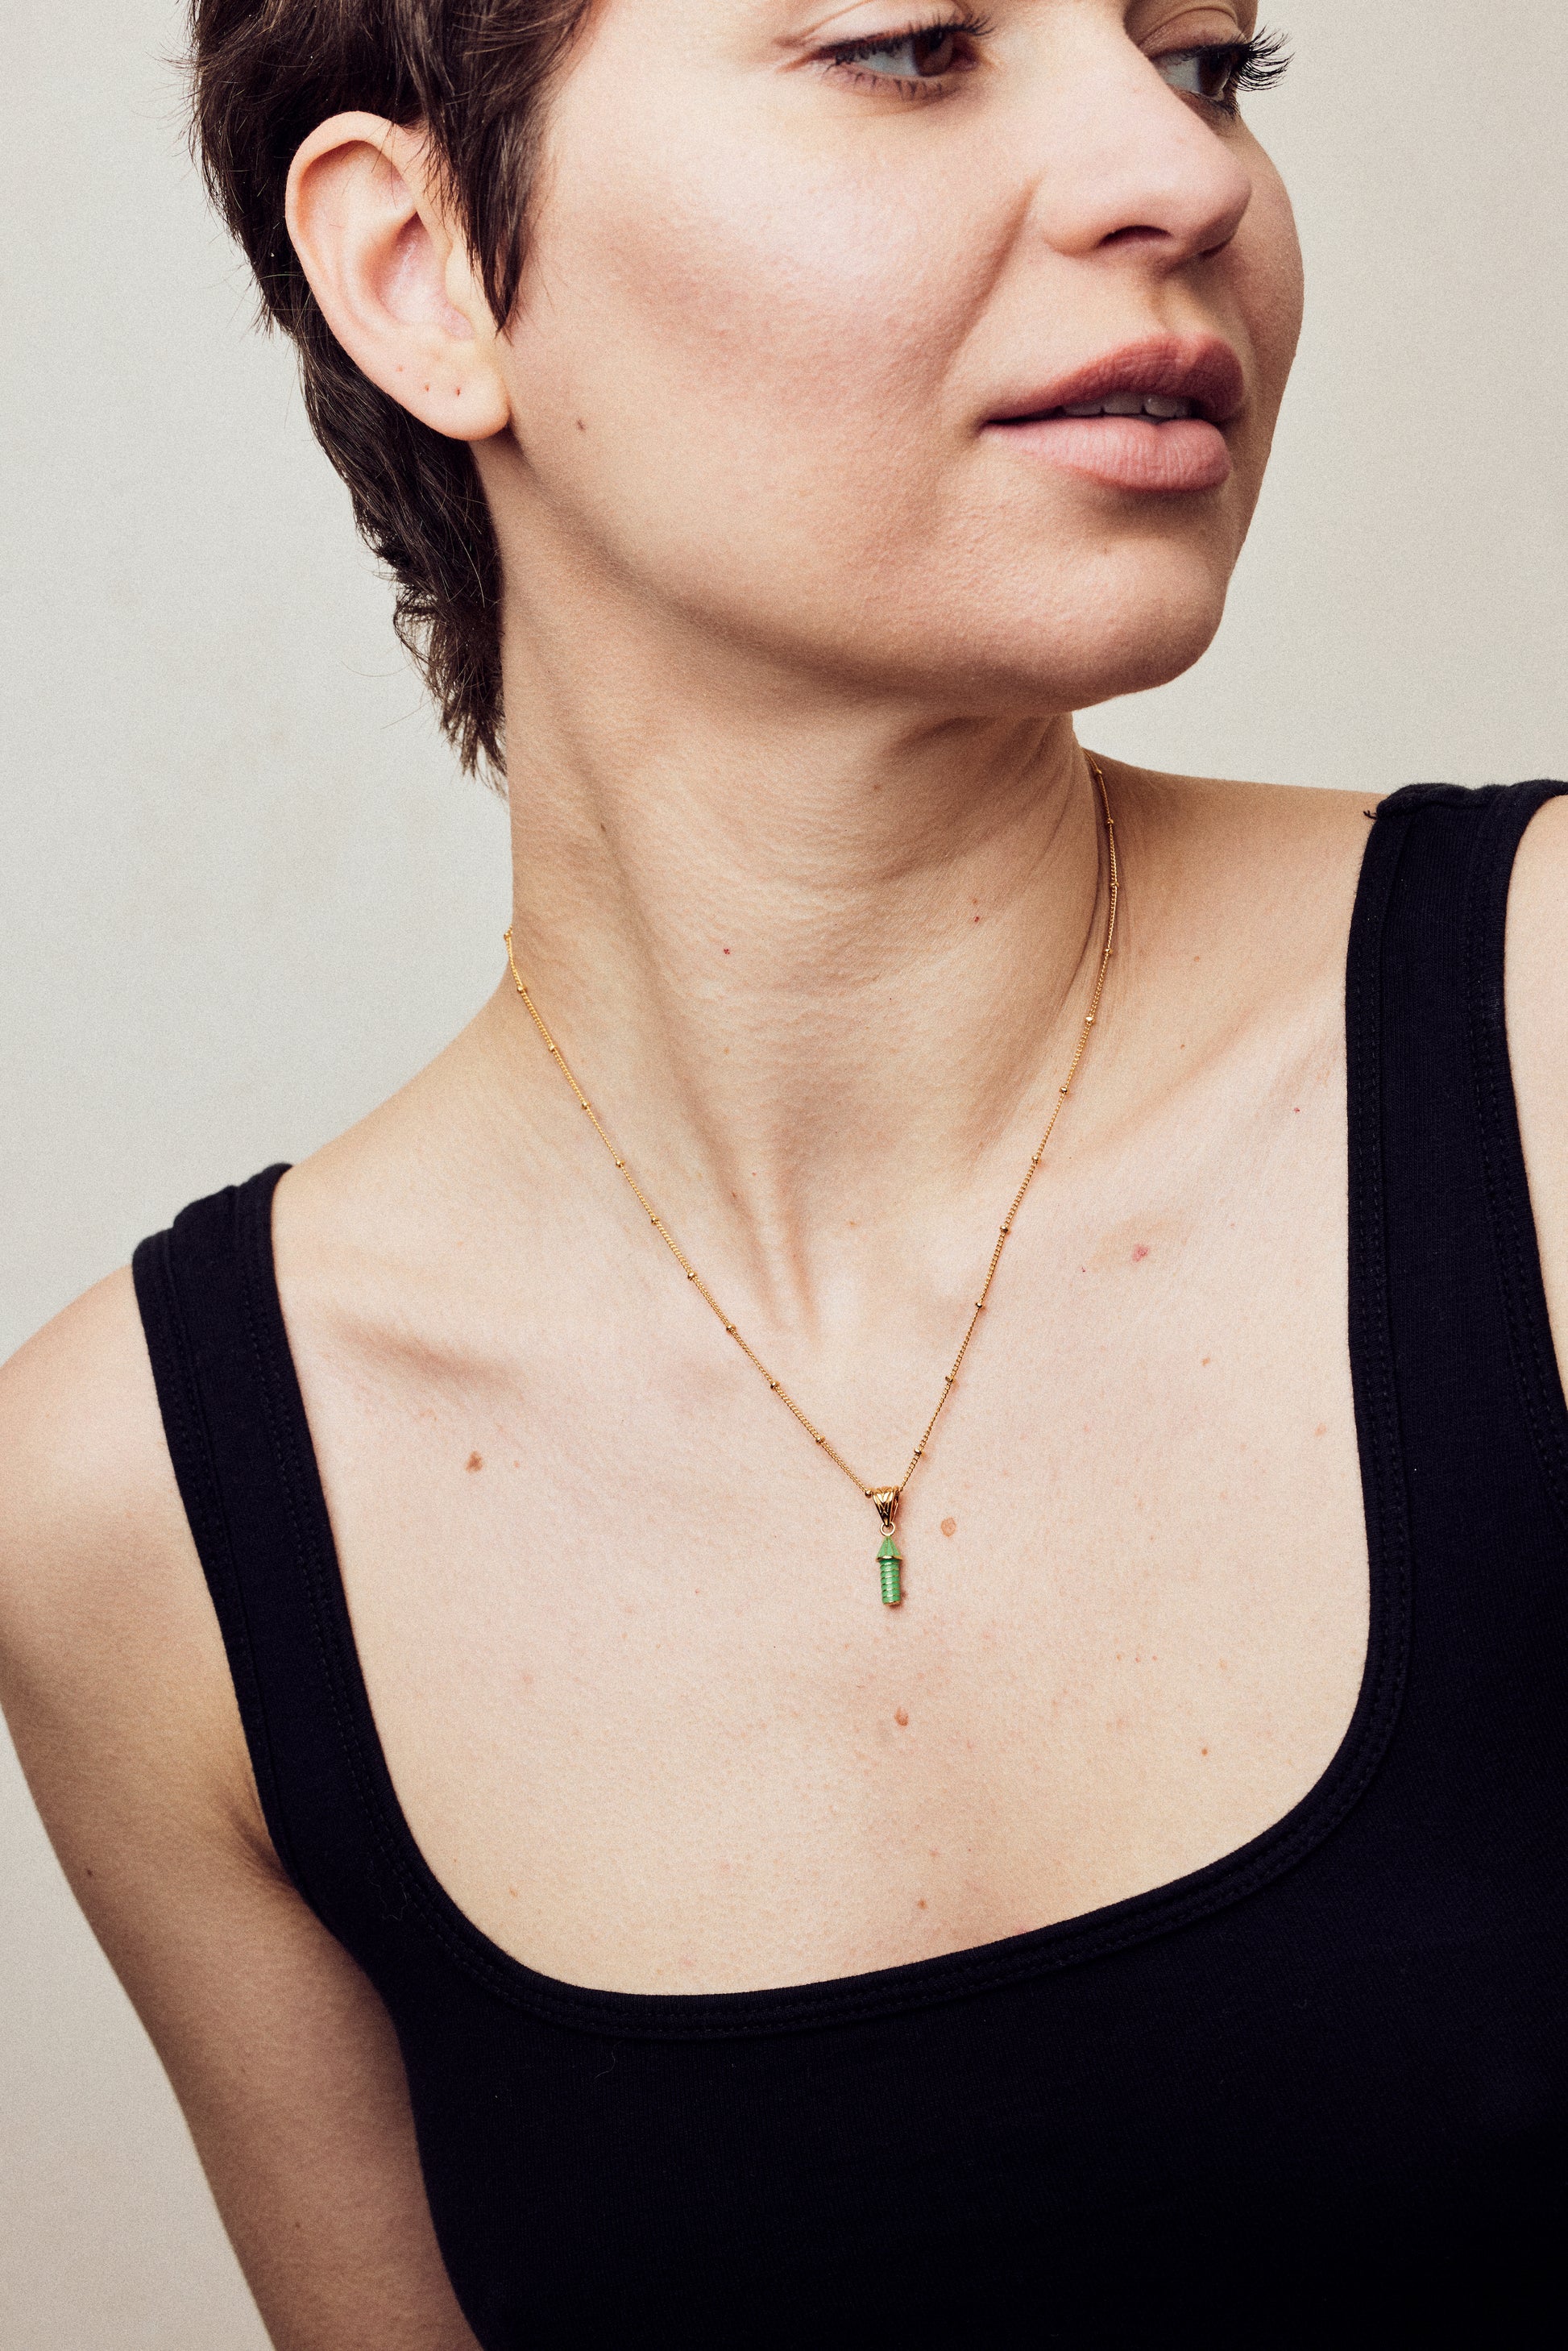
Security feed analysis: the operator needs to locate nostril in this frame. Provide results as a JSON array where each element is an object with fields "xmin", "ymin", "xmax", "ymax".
[{"xmin": 1101, "ymin": 225, "xmax": 1168, "ymax": 248}]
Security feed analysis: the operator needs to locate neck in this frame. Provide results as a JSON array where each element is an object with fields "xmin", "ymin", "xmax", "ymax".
[{"xmin": 482, "ymin": 614, "xmax": 1110, "ymax": 1323}]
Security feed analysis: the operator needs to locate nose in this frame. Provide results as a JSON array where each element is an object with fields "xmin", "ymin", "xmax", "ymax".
[{"xmin": 1018, "ymin": 39, "xmax": 1255, "ymax": 271}]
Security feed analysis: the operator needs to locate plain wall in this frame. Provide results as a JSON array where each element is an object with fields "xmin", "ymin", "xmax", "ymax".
[{"xmin": 3, "ymin": 2, "xmax": 1566, "ymax": 2338}]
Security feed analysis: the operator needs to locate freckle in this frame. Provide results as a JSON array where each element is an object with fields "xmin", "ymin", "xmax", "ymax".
[
  {"xmin": 723, "ymin": 945, "xmax": 731, "ymax": 954},
  {"xmin": 1201, "ymin": 1747, "xmax": 1209, "ymax": 1758},
  {"xmin": 1294, "ymin": 1107, "xmax": 1302, "ymax": 1114},
  {"xmin": 1315, "ymin": 1423, "xmax": 1327, "ymax": 1437},
  {"xmin": 576, "ymin": 417, "xmax": 586, "ymax": 431},
  {"xmin": 466, "ymin": 1452, "xmax": 483, "ymax": 1472},
  {"xmin": 974, "ymin": 914, "xmax": 981, "ymax": 923},
  {"xmin": 508, "ymin": 1884, "xmax": 519, "ymax": 1897},
  {"xmin": 894, "ymin": 1708, "xmax": 909, "ymax": 1727},
  {"xmin": 1132, "ymin": 1244, "xmax": 1151, "ymax": 1262},
  {"xmin": 941, "ymin": 1517, "xmax": 956, "ymax": 1538},
  {"xmin": 1201, "ymin": 1356, "xmax": 1212, "ymax": 1367},
  {"xmin": 917, "ymin": 1897, "xmax": 928, "ymax": 1910}
]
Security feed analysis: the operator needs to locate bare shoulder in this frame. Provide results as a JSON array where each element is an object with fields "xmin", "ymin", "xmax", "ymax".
[
  {"xmin": 1098, "ymin": 759, "xmax": 1377, "ymax": 1018},
  {"xmin": 0, "ymin": 1265, "xmax": 280, "ymax": 2104},
  {"xmin": 0, "ymin": 1266, "xmax": 250, "ymax": 1830},
  {"xmin": 0, "ymin": 1273, "xmax": 478, "ymax": 2348},
  {"xmin": 1506, "ymin": 792, "xmax": 1568, "ymax": 1360},
  {"xmin": 1138, "ymin": 766, "xmax": 1377, "ymax": 859},
  {"xmin": 1108, "ymin": 759, "xmax": 1377, "ymax": 874}
]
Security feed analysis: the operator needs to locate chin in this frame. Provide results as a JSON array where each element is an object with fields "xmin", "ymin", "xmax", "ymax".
[
  {"xmin": 856, "ymin": 550, "xmax": 1233, "ymax": 717},
  {"xmin": 1045, "ymin": 584, "xmax": 1230, "ymax": 714}
]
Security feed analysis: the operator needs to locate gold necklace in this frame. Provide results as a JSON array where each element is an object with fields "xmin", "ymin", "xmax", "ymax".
[{"xmin": 504, "ymin": 754, "xmax": 1118, "ymax": 1606}]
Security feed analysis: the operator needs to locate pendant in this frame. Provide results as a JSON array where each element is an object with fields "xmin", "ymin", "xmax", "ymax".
[{"xmin": 871, "ymin": 1489, "xmax": 903, "ymax": 1608}]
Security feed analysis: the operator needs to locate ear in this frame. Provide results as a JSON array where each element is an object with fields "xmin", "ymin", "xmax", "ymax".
[{"xmin": 284, "ymin": 113, "xmax": 511, "ymax": 443}]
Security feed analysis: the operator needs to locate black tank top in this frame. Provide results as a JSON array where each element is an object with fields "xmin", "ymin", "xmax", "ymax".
[{"xmin": 132, "ymin": 783, "xmax": 1568, "ymax": 2348}]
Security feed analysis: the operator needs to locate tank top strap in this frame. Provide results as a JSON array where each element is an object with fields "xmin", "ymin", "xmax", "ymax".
[
  {"xmin": 1350, "ymin": 780, "xmax": 1568, "ymax": 1709},
  {"xmin": 131, "ymin": 1165, "xmax": 404, "ymax": 1950}
]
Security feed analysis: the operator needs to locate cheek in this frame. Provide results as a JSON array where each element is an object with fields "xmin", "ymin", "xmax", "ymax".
[
  {"xmin": 1234, "ymin": 152, "xmax": 1305, "ymax": 421},
  {"xmin": 511, "ymin": 92, "xmax": 993, "ymax": 553}
]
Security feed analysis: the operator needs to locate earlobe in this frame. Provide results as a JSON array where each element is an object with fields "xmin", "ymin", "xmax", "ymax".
[{"xmin": 284, "ymin": 112, "xmax": 511, "ymax": 444}]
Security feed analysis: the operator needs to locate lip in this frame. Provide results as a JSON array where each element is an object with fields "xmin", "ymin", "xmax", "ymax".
[
  {"xmin": 989, "ymin": 334, "xmax": 1247, "ymax": 429},
  {"xmin": 983, "ymin": 332, "xmax": 1245, "ymax": 496}
]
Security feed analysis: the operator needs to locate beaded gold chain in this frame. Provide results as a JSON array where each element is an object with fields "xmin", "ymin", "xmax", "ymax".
[{"xmin": 504, "ymin": 753, "xmax": 1119, "ymax": 1605}]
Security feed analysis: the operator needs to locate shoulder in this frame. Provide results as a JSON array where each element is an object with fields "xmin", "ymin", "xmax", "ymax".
[
  {"xmin": 1101, "ymin": 762, "xmax": 1377, "ymax": 1023},
  {"xmin": 0, "ymin": 1272, "xmax": 483, "ymax": 2344},
  {"xmin": 0, "ymin": 1267, "xmax": 266, "ymax": 1876},
  {"xmin": 0, "ymin": 1267, "xmax": 185, "ymax": 1687},
  {"xmin": 1111, "ymin": 763, "xmax": 1377, "ymax": 900},
  {"xmin": 1505, "ymin": 791, "xmax": 1568, "ymax": 1361}
]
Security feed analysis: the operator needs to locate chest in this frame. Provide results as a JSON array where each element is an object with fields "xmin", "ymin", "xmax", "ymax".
[{"xmin": 297, "ymin": 1036, "xmax": 1370, "ymax": 1993}]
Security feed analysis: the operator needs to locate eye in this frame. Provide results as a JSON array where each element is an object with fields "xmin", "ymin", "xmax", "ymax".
[
  {"xmin": 1154, "ymin": 32, "xmax": 1292, "ymax": 115},
  {"xmin": 1155, "ymin": 44, "xmax": 1247, "ymax": 106},
  {"xmin": 823, "ymin": 16, "xmax": 991, "ymax": 98}
]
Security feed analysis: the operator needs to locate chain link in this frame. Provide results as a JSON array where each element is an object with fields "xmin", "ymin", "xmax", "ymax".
[{"xmin": 504, "ymin": 754, "xmax": 1119, "ymax": 1516}]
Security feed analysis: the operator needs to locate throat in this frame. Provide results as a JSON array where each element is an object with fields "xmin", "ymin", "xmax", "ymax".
[{"xmin": 497, "ymin": 723, "xmax": 1114, "ymax": 1267}]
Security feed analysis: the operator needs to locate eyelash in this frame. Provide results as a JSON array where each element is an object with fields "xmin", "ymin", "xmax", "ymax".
[
  {"xmin": 1187, "ymin": 29, "xmax": 1294, "ymax": 115},
  {"xmin": 819, "ymin": 19, "xmax": 1294, "ymax": 114}
]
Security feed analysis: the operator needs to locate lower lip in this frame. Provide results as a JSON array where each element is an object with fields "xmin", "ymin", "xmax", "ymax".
[{"xmin": 985, "ymin": 414, "xmax": 1233, "ymax": 495}]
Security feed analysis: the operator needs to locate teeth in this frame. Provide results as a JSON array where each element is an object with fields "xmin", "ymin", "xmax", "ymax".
[{"xmin": 1060, "ymin": 394, "xmax": 1195, "ymax": 422}]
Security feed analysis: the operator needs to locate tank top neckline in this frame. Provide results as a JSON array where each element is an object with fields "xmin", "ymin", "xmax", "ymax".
[{"xmin": 221, "ymin": 805, "xmax": 1429, "ymax": 2038}]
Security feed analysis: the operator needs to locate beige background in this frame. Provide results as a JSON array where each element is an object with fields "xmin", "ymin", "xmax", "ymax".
[{"xmin": 3, "ymin": 1, "xmax": 1566, "ymax": 2339}]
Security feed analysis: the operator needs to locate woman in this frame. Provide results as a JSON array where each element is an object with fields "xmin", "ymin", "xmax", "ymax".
[{"xmin": 2, "ymin": 1, "xmax": 1563, "ymax": 2342}]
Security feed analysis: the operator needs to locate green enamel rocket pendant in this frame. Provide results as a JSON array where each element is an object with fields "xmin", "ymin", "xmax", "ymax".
[{"xmin": 871, "ymin": 1489, "xmax": 903, "ymax": 1607}]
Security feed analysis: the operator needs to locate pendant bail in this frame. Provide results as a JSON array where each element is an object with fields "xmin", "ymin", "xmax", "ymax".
[{"xmin": 870, "ymin": 1487, "xmax": 900, "ymax": 1533}]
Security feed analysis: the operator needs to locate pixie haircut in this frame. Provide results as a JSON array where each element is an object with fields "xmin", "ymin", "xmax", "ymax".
[{"xmin": 190, "ymin": 1, "xmax": 593, "ymax": 779}]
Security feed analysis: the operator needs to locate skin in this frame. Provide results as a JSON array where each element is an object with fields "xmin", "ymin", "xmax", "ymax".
[{"xmin": 1, "ymin": 2, "xmax": 1564, "ymax": 2342}]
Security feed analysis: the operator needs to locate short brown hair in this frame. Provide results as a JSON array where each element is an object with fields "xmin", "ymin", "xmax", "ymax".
[{"xmin": 189, "ymin": 2, "xmax": 591, "ymax": 779}]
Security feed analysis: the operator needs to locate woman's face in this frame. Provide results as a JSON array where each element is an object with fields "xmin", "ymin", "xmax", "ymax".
[{"xmin": 488, "ymin": 0, "xmax": 1305, "ymax": 712}]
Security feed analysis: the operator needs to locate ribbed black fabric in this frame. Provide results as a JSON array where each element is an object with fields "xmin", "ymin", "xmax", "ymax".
[{"xmin": 132, "ymin": 783, "xmax": 1568, "ymax": 2347}]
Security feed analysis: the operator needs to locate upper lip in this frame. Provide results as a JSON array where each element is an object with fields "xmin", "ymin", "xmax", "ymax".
[{"xmin": 988, "ymin": 334, "xmax": 1247, "ymax": 427}]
